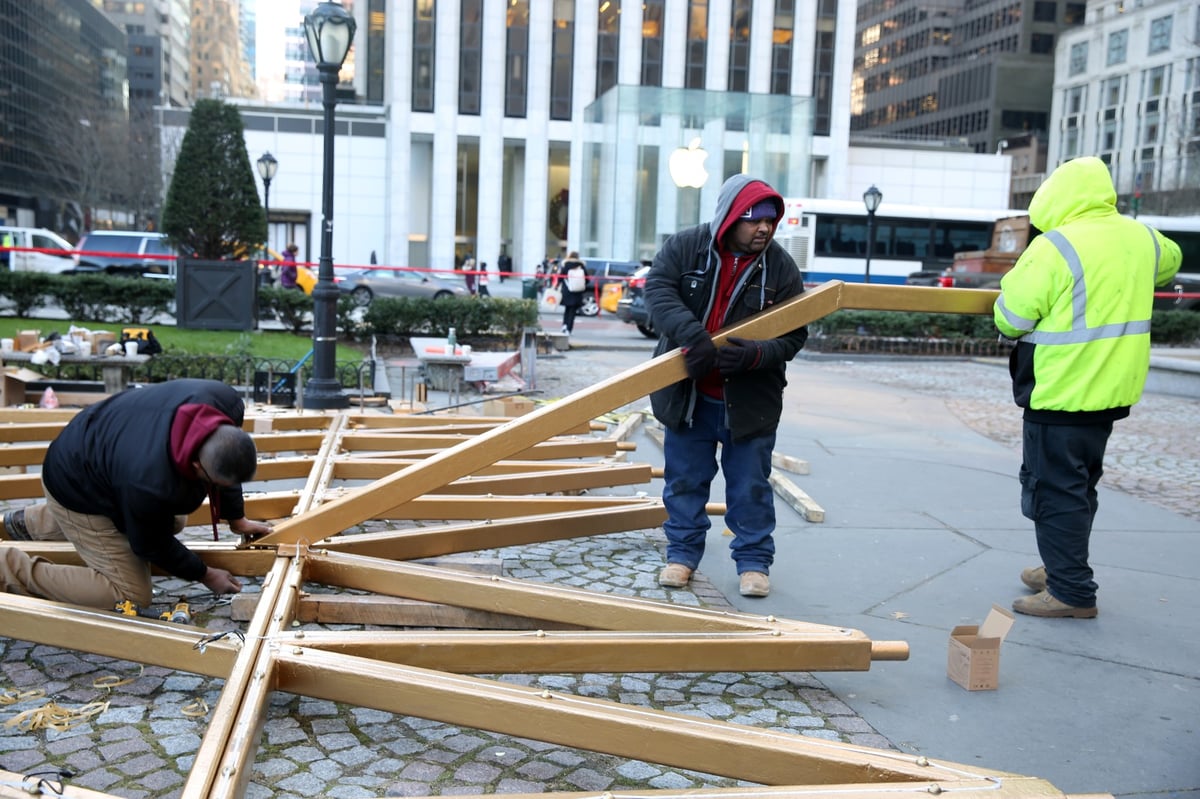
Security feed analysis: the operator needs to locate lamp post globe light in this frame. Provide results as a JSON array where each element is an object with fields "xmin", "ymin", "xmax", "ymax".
[
  {"xmin": 256, "ymin": 151, "xmax": 278, "ymax": 247},
  {"xmin": 862, "ymin": 184, "xmax": 882, "ymax": 284},
  {"xmin": 303, "ymin": 1, "xmax": 356, "ymax": 409}
]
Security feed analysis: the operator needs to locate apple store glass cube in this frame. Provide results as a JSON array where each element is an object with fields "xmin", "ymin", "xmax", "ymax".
[{"xmin": 579, "ymin": 86, "xmax": 812, "ymax": 262}]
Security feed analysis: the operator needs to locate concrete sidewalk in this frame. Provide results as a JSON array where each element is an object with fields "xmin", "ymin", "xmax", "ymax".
[{"xmin": 644, "ymin": 358, "xmax": 1200, "ymax": 798}]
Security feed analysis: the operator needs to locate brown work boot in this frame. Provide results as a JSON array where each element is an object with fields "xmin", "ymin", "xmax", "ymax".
[
  {"xmin": 1, "ymin": 509, "xmax": 30, "ymax": 541},
  {"xmin": 1020, "ymin": 565, "xmax": 1047, "ymax": 592},
  {"xmin": 739, "ymin": 571, "xmax": 770, "ymax": 597},
  {"xmin": 658, "ymin": 563, "xmax": 693, "ymax": 588},
  {"xmin": 1012, "ymin": 590, "xmax": 1097, "ymax": 618}
]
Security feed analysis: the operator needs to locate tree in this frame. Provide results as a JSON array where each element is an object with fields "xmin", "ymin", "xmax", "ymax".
[
  {"xmin": 161, "ymin": 99, "xmax": 266, "ymax": 259},
  {"xmin": 32, "ymin": 97, "xmax": 131, "ymax": 239}
]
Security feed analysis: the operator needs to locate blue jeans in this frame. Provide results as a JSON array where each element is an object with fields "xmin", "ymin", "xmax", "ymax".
[
  {"xmin": 661, "ymin": 395, "xmax": 776, "ymax": 574},
  {"xmin": 1020, "ymin": 419, "xmax": 1112, "ymax": 608}
]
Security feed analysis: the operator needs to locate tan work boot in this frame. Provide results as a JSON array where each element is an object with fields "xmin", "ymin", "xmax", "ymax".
[
  {"xmin": 739, "ymin": 571, "xmax": 770, "ymax": 597},
  {"xmin": 1020, "ymin": 565, "xmax": 1047, "ymax": 592},
  {"xmin": 658, "ymin": 563, "xmax": 693, "ymax": 588},
  {"xmin": 1012, "ymin": 590, "xmax": 1097, "ymax": 618}
]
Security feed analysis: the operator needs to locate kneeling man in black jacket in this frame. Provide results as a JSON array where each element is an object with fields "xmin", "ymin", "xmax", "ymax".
[{"xmin": 1, "ymin": 379, "xmax": 272, "ymax": 608}]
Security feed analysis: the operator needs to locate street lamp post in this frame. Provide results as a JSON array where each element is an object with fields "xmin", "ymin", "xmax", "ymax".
[
  {"xmin": 862, "ymin": 185, "xmax": 883, "ymax": 284},
  {"xmin": 256, "ymin": 151, "xmax": 278, "ymax": 248},
  {"xmin": 302, "ymin": 1, "xmax": 355, "ymax": 410}
]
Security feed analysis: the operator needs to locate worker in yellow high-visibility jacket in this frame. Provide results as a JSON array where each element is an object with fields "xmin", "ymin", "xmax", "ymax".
[{"xmin": 995, "ymin": 156, "xmax": 1181, "ymax": 619}]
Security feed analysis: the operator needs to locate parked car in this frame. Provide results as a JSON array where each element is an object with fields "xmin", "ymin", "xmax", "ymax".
[
  {"xmin": 615, "ymin": 265, "xmax": 656, "ymax": 338},
  {"xmin": 74, "ymin": 230, "xmax": 179, "ymax": 277},
  {"xmin": 336, "ymin": 267, "xmax": 469, "ymax": 306},
  {"xmin": 0, "ymin": 226, "xmax": 75, "ymax": 274}
]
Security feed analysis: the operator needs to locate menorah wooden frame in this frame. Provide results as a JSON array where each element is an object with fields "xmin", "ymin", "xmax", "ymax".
[{"xmin": 0, "ymin": 284, "xmax": 1101, "ymax": 798}]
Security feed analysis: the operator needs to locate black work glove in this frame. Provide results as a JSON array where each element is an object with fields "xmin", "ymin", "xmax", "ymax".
[
  {"xmin": 682, "ymin": 335, "xmax": 717, "ymax": 379},
  {"xmin": 717, "ymin": 337, "xmax": 765, "ymax": 375}
]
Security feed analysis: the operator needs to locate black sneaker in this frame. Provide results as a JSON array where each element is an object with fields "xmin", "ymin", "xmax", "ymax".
[{"xmin": 2, "ymin": 509, "xmax": 30, "ymax": 541}]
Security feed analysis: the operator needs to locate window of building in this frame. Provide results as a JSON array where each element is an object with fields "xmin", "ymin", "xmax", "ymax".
[
  {"xmin": 1103, "ymin": 75, "xmax": 1123, "ymax": 107},
  {"xmin": 685, "ymin": 0, "xmax": 708, "ymax": 90},
  {"xmin": 412, "ymin": 0, "xmax": 435, "ymax": 112},
  {"xmin": 770, "ymin": 0, "xmax": 794, "ymax": 95},
  {"xmin": 1033, "ymin": 1, "xmax": 1056, "ymax": 22},
  {"xmin": 1031, "ymin": 33, "xmax": 1055, "ymax": 54},
  {"xmin": 1063, "ymin": 116, "xmax": 1080, "ymax": 160},
  {"xmin": 812, "ymin": 0, "xmax": 835, "ymax": 135},
  {"xmin": 1069, "ymin": 41, "xmax": 1087, "ymax": 76},
  {"xmin": 505, "ymin": 1, "xmax": 529, "ymax": 117},
  {"xmin": 550, "ymin": 0, "xmax": 574, "ymax": 119},
  {"xmin": 1106, "ymin": 29, "xmax": 1127, "ymax": 66},
  {"xmin": 641, "ymin": 0, "xmax": 665, "ymax": 87},
  {"xmin": 596, "ymin": 0, "xmax": 621, "ymax": 97},
  {"xmin": 1142, "ymin": 64, "xmax": 1167, "ymax": 99},
  {"xmin": 459, "ymin": 0, "xmax": 483, "ymax": 115},
  {"xmin": 1066, "ymin": 84, "xmax": 1085, "ymax": 115},
  {"xmin": 728, "ymin": 0, "xmax": 752, "ymax": 92},
  {"xmin": 1063, "ymin": 3, "xmax": 1085, "ymax": 24},
  {"xmin": 1148, "ymin": 15, "xmax": 1172, "ymax": 54}
]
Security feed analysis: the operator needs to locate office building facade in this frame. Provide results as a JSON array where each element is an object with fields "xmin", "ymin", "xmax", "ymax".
[
  {"xmin": 852, "ymin": 0, "xmax": 1085, "ymax": 155},
  {"xmin": 0, "ymin": 0, "xmax": 128, "ymax": 234},
  {"xmin": 1051, "ymin": 0, "xmax": 1200, "ymax": 215}
]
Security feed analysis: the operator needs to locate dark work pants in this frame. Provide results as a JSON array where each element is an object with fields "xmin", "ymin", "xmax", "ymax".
[
  {"xmin": 1020, "ymin": 419, "xmax": 1113, "ymax": 608},
  {"xmin": 562, "ymin": 304, "xmax": 580, "ymax": 333}
]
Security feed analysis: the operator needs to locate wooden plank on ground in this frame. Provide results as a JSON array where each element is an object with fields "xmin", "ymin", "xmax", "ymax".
[{"xmin": 768, "ymin": 469, "xmax": 825, "ymax": 523}]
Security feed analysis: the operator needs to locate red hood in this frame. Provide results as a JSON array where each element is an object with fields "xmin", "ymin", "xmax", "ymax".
[
  {"xmin": 170, "ymin": 403, "xmax": 236, "ymax": 478},
  {"xmin": 714, "ymin": 181, "xmax": 784, "ymax": 250}
]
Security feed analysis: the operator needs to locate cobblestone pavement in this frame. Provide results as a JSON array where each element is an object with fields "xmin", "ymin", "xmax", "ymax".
[{"xmin": 1, "ymin": 350, "xmax": 1194, "ymax": 798}]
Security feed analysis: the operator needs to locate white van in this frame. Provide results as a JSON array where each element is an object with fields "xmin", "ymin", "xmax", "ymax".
[{"xmin": 0, "ymin": 226, "xmax": 76, "ymax": 274}]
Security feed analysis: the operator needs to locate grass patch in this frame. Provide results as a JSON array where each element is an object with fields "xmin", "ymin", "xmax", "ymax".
[{"xmin": 0, "ymin": 317, "xmax": 365, "ymax": 361}]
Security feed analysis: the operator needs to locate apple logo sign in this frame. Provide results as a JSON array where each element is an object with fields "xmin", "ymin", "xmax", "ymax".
[{"xmin": 669, "ymin": 137, "xmax": 709, "ymax": 189}]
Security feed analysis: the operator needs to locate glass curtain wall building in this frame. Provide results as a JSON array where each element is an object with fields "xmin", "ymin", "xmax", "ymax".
[
  {"xmin": 370, "ymin": 0, "xmax": 847, "ymax": 275},
  {"xmin": 0, "ymin": 0, "xmax": 128, "ymax": 234}
]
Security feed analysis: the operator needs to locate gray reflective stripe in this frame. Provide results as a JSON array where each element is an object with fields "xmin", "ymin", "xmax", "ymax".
[
  {"xmin": 1025, "ymin": 227, "xmax": 1155, "ymax": 346},
  {"xmin": 1023, "ymin": 319, "xmax": 1152, "ymax": 344},
  {"xmin": 1142, "ymin": 222, "xmax": 1161, "ymax": 283},
  {"xmin": 1044, "ymin": 230, "xmax": 1087, "ymax": 328},
  {"xmin": 995, "ymin": 294, "xmax": 1037, "ymax": 332}
]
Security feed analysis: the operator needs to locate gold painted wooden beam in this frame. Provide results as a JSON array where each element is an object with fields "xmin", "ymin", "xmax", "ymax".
[
  {"xmin": 290, "ymin": 628, "xmax": 881, "ymax": 672},
  {"xmin": 389, "ymin": 781, "xmax": 1087, "ymax": 799},
  {"xmin": 312, "ymin": 503, "xmax": 668, "ymax": 561},
  {"xmin": 341, "ymin": 438, "xmax": 631, "ymax": 460},
  {"xmin": 333, "ymin": 460, "xmax": 654, "ymax": 494},
  {"xmin": 0, "ymin": 592, "xmax": 237, "ymax": 677},
  {"xmin": 181, "ymin": 553, "xmax": 296, "ymax": 799},
  {"xmin": 273, "ymin": 647, "xmax": 996, "ymax": 786},
  {"xmin": 303, "ymin": 551, "xmax": 824, "ymax": 633}
]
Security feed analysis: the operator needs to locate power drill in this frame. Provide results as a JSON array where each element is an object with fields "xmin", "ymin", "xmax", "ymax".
[{"xmin": 160, "ymin": 602, "xmax": 192, "ymax": 625}]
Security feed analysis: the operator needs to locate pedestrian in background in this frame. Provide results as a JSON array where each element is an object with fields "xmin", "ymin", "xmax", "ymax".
[
  {"xmin": 995, "ymin": 156, "xmax": 1181, "ymax": 619},
  {"xmin": 0, "ymin": 379, "xmax": 272, "ymax": 609},
  {"xmin": 558, "ymin": 251, "xmax": 589, "ymax": 335},
  {"xmin": 462, "ymin": 253, "xmax": 478, "ymax": 296},
  {"xmin": 280, "ymin": 242, "xmax": 300, "ymax": 290},
  {"xmin": 478, "ymin": 262, "xmax": 491, "ymax": 297},
  {"xmin": 644, "ymin": 175, "xmax": 807, "ymax": 598}
]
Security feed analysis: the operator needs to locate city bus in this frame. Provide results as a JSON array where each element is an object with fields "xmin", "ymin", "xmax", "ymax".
[{"xmin": 772, "ymin": 197, "xmax": 1021, "ymax": 285}]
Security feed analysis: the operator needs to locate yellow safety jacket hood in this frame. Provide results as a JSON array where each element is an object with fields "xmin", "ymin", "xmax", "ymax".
[{"xmin": 994, "ymin": 157, "xmax": 1181, "ymax": 421}]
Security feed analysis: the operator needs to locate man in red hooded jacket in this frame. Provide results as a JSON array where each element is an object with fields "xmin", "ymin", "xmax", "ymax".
[
  {"xmin": 644, "ymin": 175, "xmax": 807, "ymax": 598},
  {"xmin": 0, "ymin": 379, "xmax": 271, "ymax": 609}
]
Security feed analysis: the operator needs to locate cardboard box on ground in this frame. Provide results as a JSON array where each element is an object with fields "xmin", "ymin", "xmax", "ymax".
[
  {"xmin": 947, "ymin": 605, "xmax": 1015, "ymax": 691},
  {"xmin": 482, "ymin": 396, "xmax": 535, "ymax": 417}
]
